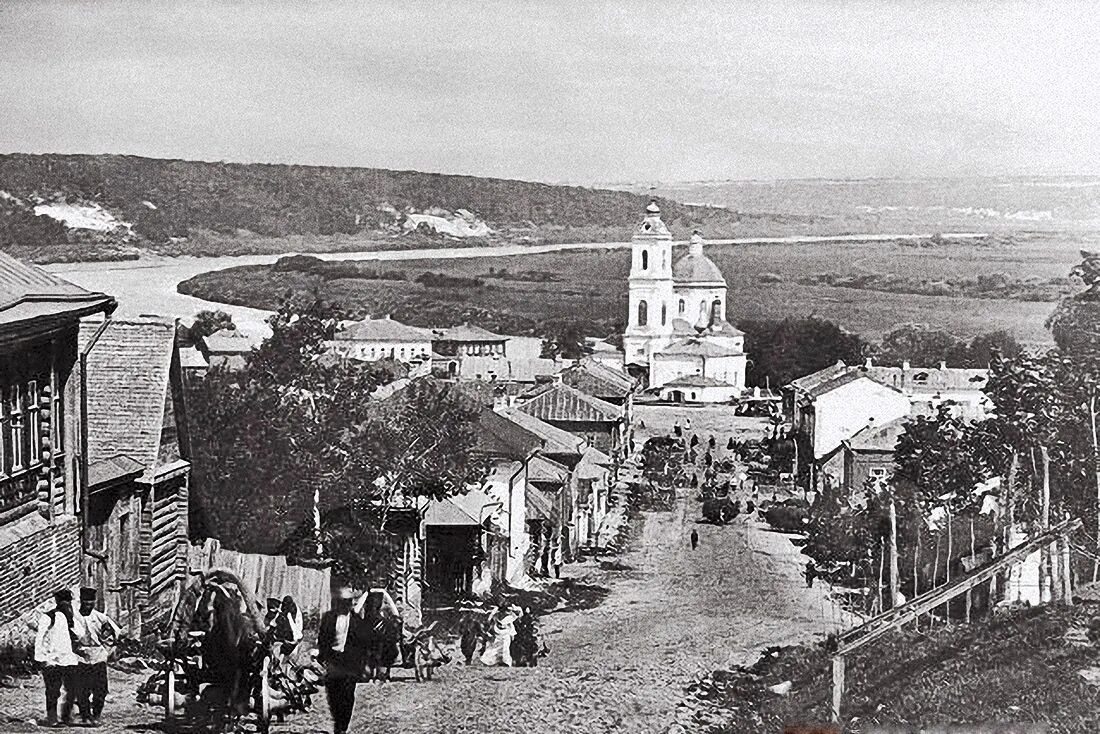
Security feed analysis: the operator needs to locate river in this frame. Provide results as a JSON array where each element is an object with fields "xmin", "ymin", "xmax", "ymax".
[{"xmin": 45, "ymin": 231, "xmax": 986, "ymax": 338}]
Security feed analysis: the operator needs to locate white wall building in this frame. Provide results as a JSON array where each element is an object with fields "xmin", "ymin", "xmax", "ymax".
[
  {"xmin": 622, "ymin": 202, "xmax": 747, "ymax": 401},
  {"xmin": 330, "ymin": 316, "xmax": 433, "ymax": 364}
]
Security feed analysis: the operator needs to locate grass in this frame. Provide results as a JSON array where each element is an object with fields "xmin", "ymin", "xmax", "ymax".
[
  {"xmin": 690, "ymin": 604, "xmax": 1100, "ymax": 733},
  {"xmin": 178, "ymin": 231, "xmax": 1096, "ymax": 344}
]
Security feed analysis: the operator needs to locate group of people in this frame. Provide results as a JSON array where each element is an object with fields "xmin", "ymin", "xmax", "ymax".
[
  {"xmin": 458, "ymin": 601, "xmax": 543, "ymax": 668},
  {"xmin": 33, "ymin": 588, "xmax": 122, "ymax": 727}
]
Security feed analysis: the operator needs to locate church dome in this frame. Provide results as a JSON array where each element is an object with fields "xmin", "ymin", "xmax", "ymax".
[
  {"xmin": 673, "ymin": 231, "xmax": 725, "ymax": 284},
  {"xmin": 634, "ymin": 200, "xmax": 671, "ymax": 240}
]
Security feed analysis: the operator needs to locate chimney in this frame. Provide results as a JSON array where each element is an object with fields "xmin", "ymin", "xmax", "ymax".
[
  {"xmin": 864, "ymin": 357, "xmax": 872, "ymax": 369},
  {"xmin": 902, "ymin": 360, "xmax": 910, "ymax": 370},
  {"xmin": 939, "ymin": 360, "xmax": 947, "ymax": 370}
]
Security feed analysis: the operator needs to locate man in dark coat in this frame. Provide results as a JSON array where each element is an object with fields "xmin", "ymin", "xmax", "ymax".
[{"xmin": 317, "ymin": 584, "xmax": 366, "ymax": 734}]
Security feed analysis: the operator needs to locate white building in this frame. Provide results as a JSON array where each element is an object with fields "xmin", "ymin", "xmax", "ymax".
[
  {"xmin": 329, "ymin": 316, "xmax": 433, "ymax": 364},
  {"xmin": 622, "ymin": 201, "xmax": 747, "ymax": 400}
]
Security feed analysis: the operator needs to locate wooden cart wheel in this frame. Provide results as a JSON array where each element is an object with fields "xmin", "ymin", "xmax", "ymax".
[
  {"xmin": 260, "ymin": 654, "xmax": 273, "ymax": 723},
  {"xmin": 165, "ymin": 667, "xmax": 177, "ymax": 719}
]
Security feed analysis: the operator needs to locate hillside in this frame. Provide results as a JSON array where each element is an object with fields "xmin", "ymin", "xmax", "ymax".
[
  {"xmin": 0, "ymin": 153, "xmax": 799, "ymax": 263},
  {"xmin": 689, "ymin": 604, "xmax": 1100, "ymax": 733}
]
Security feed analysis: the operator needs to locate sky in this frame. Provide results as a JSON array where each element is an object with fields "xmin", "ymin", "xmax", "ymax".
[{"xmin": 0, "ymin": 0, "xmax": 1098, "ymax": 184}]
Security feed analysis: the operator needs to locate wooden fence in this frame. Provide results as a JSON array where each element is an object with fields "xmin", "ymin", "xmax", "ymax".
[{"xmin": 188, "ymin": 539, "xmax": 331, "ymax": 617}]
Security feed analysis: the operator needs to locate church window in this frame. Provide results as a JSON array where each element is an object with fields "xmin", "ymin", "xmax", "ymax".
[
  {"xmin": 699, "ymin": 301, "xmax": 708, "ymax": 322},
  {"xmin": 637, "ymin": 300, "xmax": 648, "ymax": 326},
  {"xmin": 678, "ymin": 299, "xmax": 685, "ymax": 314},
  {"xmin": 641, "ymin": 250, "xmax": 648, "ymax": 270},
  {"xmin": 711, "ymin": 299, "xmax": 722, "ymax": 322},
  {"xmin": 662, "ymin": 250, "xmax": 667, "ymax": 267},
  {"xmin": 661, "ymin": 304, "xmax": 667, "ymax": 325}
]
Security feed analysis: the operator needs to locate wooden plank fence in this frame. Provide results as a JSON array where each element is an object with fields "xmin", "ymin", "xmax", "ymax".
[
  {"xmin": 830, "ymin": 517, "xmax": 1081, "ymax": 723},
  {"xmin": 188, "ymin": 538, "xmax": 331, "ymax": 617}
]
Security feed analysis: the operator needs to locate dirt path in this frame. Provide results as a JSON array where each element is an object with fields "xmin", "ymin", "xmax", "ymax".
[
  {"xmin": 0, "ymin": 493, "xmax": 855, "ymax": 734},
  {"xmin": 269, "ymin": 492, "xmax": 856, "ymax": 734}
]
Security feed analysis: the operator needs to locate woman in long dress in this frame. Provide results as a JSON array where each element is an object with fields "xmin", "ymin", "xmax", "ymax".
[{"xmin": 479, "ymin": 604, "xmax": 518, "ymax": 667}]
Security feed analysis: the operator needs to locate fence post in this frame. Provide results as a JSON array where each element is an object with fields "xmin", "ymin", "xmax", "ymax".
[{"xmin": 831, "ymin": 655, "xmax": 845, "ymax": 724}]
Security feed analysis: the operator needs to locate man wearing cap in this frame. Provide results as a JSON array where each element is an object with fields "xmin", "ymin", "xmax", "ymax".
[
  {"xmin": 74, "ymin": 587, "xmax": 121, "ymax": 726},
  {"xmin": 317, "ymin": 583, "xmax": 365, "ymax": 734},
  {"xmin": 34, "ymin": 589, "xmax": 83, "ymax": 727}
]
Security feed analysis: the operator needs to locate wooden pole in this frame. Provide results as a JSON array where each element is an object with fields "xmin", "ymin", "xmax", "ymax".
[
  {"xmin": 1062, "ymin": 516, "xmax": 1074, "ymax": 604},
  {"xmin": 1090, "ymin": 391, "xmax": 1100, "ymax": 583},
  {"xmin": 945, "ymin": 508, "xmax": 953, "ymax": 620},
  {"xmin": 1041, "ymin": 446, "xmax": 1051, "ymax": 603},
  {"xmin": 831, "ymin": 655, "xmax": 845, "ymax": 724},
  {"xmin": 877, "ymin": 538, "xmax": 885, "ymax": 614},
  {"xmin": 966, "ymin": 519, "xmax": 976, "ymax": 622},
  {"xmin": 889, "ymin": 499, "xmax": 899, "ymax": 608}
]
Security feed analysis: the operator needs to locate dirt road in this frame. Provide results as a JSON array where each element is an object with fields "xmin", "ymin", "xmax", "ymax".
[{"xmin": 0, "ymin": 492, "xmax": 855, "ymax": 734}]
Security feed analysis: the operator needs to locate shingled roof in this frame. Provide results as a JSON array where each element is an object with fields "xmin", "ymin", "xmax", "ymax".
[
  {"xmin": 559, "ymin": 358, "xmax": 634, "ymax": 400},
  {"xmin": 515, "ymin": 382, "xmax": 621, "ymax": 424},
  {"xmin": 82, "ymin": 317, "xmax": 180, "ymax": 482},
  {"xmin": 496, "ymin": 407, "xmax": 584, "ymax": 457},
  {"xmin": 337, "ymin": 316, "xmax": 433, "ymax": 343},
  {"xmin": 0, "ymin": 252, "xmax": 114, "ymax": 328}
]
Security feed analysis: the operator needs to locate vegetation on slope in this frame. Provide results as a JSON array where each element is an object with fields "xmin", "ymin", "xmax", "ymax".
[
  {"xmin": 691, "ymin": 605, "xmax": 1100, "ymax": 733},
  {"xmin": 0, "ymin": 153, "xmax": 757, "ymax": 262}
]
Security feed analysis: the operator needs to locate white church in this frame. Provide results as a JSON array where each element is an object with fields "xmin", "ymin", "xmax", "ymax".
[{"xmin": 622, "ymin": 201, "xmax": 748, "ymax": 403}]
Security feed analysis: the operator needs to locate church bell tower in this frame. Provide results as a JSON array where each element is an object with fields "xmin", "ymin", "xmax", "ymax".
[{"xmin": 623, "ymin": 200, "xmax": 675, "ymax": 368}]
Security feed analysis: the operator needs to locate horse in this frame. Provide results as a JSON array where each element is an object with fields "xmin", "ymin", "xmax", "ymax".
[{"xmin": 190, "ymin": 571, "xmax": 268, "ymax": 723}]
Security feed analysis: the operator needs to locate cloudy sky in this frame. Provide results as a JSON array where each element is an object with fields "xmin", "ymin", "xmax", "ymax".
[{"xmin": 1, "ymin": 1, "xmax": 1097, "ymax": 183}]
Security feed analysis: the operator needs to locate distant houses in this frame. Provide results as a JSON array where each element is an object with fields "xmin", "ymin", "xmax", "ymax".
[{"xmin": 785, "ymin": 359, "xmax": 991, "ymax": 494}]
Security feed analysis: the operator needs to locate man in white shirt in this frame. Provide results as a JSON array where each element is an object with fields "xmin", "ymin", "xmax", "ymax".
[
  {"xmin": 75, "ymin": 587, "xmax": 121, "ymax": 725},
  {"xmin": 34, "ymin": 589, "xmax": 83, "ymax": 727}
]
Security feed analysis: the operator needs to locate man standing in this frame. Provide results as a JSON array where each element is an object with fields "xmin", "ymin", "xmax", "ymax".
[
  {"xmin": 690, "ymin": 528, "xmax": 699, "ymax": 550},
  {"xmin": 75, "ymin": 588, "xmax": 121, "ymax": 726},
  {"xmin": 34, "ymin": 589, "xmax": 82, "ymax": 727},
  {"xmin": 317, "ymin": 584, "xmax": 364, "ymax": 734}
]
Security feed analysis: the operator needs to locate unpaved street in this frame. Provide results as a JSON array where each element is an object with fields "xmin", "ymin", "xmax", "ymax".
[
  {"xmin": 284, "ymin": 492, "xmax": 856, "ymax": 733},
  {"xmin": 1, "ymin": 491, "xmax": 855, "ymax": 734}
]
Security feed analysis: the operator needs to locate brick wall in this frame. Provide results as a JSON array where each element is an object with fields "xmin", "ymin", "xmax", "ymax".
[{"xmin": 0, "ymin": 514, "xmax": 81, "ymax": 640}]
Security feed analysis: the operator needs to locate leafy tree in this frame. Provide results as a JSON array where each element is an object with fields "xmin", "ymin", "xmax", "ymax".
[
  {"xmin": 178, "ymin": 309, "xmax": 237, "ymax": 348},
  {"xmin": 540, "ymin": 320, "xmax": 593, "ymax": 360},
  {"xmin": 876, "ymin": 323, "xmax": 1021, "ymax": 368},
  {"xmin": 187, "ymin": 299, "xmax": 488, "ymax": 585},
  {"xmin": 739, "ymin": 317, "xmax": 869, "ymax": 388}
]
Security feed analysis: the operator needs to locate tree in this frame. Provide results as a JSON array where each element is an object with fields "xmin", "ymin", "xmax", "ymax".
[
  {"xmin": 876, "ymin": 323, "xmax": 1021, "ymax": 368},
  {"xmin": 187, "ymin": 299, "xmax": 488, "ymax": 585},
  {"xmin": 191, "ymin": 310, "xmax": 237, "ymax": 339},
  {"xmin": 540, "ymin": 320, "xmax": 593, "ymax": 360},
  {"xmin": 739, "ymin": 317, "xmax": 868, "ymax": 388}
]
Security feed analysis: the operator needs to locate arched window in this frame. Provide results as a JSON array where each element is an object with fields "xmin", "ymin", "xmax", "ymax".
[
  {"xmin": 699, "ymin": 300, "xmax": 708, "ymax": 322},
  {"xmin": 662, "ymin": 250, "xmax": 667, "ymax": 267},
  {"xmin": 711, "ymin": 299, "xmax": 722, "ymax": 322},
  {"xmin": 637, "ymin": 300, "xmax": 648, "ymax": 326},
  {"xmin": 641, "ymin": 250, "xmax": 649, "ymax": 270},
  {"xmin": 678, "ymin": 299, "xmax": 685, "ymax": 314},
  {"xmin": 661, "ymin": 304, "xmax": 667, "ymax": 325}
]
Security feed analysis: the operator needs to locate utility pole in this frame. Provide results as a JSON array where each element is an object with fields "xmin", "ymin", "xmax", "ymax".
[{"xmin": 889, "ymin": 498, "xmax": 900, "ymax": 608}]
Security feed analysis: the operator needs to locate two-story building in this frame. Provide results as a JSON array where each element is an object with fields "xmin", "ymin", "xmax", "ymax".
[
  {"xmin": 81, "ymin": 317, "xmax": 191, "ymax": 635},
  {"xmin": 0, "ymin": 253, "xmax": 115, "ymax": 649},
  {"xmin": 330, "ymin": 316, "xmax": 434, "ymax": 367}
]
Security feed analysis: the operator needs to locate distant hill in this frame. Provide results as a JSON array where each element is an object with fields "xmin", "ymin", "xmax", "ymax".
[{"xmin": 0, "ymin": 153, "xmax": 791, "ymax": 263}]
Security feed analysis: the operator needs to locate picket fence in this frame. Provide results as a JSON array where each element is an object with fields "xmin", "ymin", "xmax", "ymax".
[{"xmin": 188, "ymin": 538, "xmax": 331, "ymax": 617}]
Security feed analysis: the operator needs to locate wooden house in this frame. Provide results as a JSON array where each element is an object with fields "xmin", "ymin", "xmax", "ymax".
[
  {"xmin": 81, "ymin": 317, "xmax": 191, "ymax": 635},
  {"xmin": 0, "ymin": 254, "xmax": 115, "ymax": 648}
]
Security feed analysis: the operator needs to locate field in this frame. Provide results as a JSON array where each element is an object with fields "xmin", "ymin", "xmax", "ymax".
[{"xmin": 177, "ymin": 231, "xmax": 1098, "ymax": 345}]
